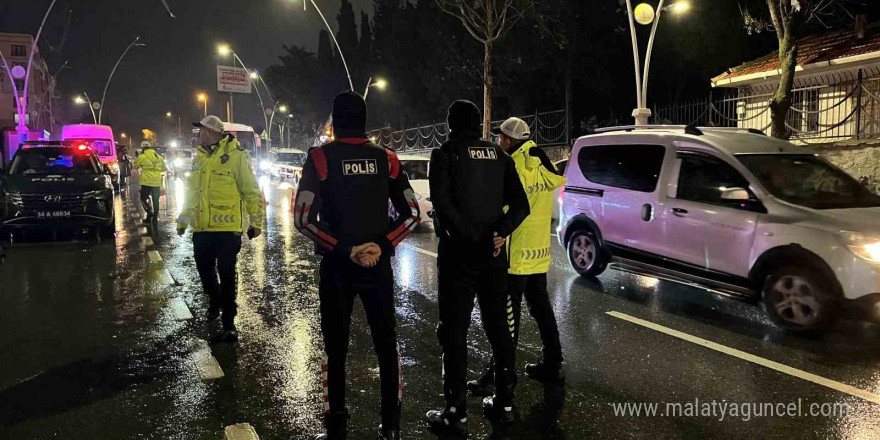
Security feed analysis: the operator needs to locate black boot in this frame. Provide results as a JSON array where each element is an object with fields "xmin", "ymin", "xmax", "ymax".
[
  {"xmin": 209, "ymin": 324, "xmax": 238, "ymax": 344},
  {"xmin": 525, "ymin": 361, "xmax": 564, "ymax": 384},
  {"xmin": 466, "ymin": 368, "xmax": 494, "ymax": 397},
  {"xmin": 315, "ymin": 410, "xmax": 349, "ymax": 440},
  {"xmin": 377, "ymin": 424, "xmax": 400, "ymax": 440},
  {"xmin": 482, "ymin": 395, "xmax": 515, "ymax": 425},
  {"xmin": 425, "ymin": 407, "xmax": 468, "ymax": 438},
  {"xmin": 206, "ymin": 305, "xmax": 220, "ymax": 321}
]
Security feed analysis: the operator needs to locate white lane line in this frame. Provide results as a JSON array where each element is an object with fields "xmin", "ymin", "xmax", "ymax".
[
  {"xmin": 606, "ymin": 311, "xmax": 880, "ymax": 405},
  {"xmin": 147, "ymin": 250, "xmax": 163, "ymax": 265},
  {"xmin": 225, "ymin": 423, "xmax": 260, "ymax": 440},
  {"xmin": 170, "ymin": 297, "xmax": 194, "ymax": 321},
  {"xmin": 400, "ymin": 243, "xmax": 438, "ymax": 258},
  {"xmin": 191, "ymin": 339, "xmax": 224, "ymax": 380},
  {"xmin": 141, "ymin": 236, "xmax": 154, "ymax": 247}
]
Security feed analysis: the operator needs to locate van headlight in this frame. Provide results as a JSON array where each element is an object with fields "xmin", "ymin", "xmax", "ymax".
[
  {"xmin": 839, "ymin": 232, "xmax": 880, "ymax": 263},
  {"xmin": 260, "ymin": 160, "xmax": 273, "ymax": 171}
]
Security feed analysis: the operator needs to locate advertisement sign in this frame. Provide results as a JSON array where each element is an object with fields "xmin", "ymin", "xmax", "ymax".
[{"xmin": 217, "ymin": 65, "xmax": 252, "ymax": 94}]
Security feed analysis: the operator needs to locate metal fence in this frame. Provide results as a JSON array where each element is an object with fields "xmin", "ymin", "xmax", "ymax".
[
  {"xmin": 655, "ymin": 68, "xmax": 880, "ymax": 144},
  {"xmin": 369, "ymin": 109, "xmax": 568, "ymax": 153}
]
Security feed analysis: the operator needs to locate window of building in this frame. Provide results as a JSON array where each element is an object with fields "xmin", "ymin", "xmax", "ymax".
[
  {"xmin": 577, "ymin": 144, "xmax": 665, "ymax": 192},
  {"xmin": 11, "ymin": 44, "xmax": 27, "ymax": 57}
]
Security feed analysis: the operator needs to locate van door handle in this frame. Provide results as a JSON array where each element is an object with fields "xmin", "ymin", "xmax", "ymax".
[
  {"xmin": 641, "ymin": 204, "xmax": 653, "ymax": 221},
  {"xmin": 672, "ymin": 208, "xmax": 688, "ymax": 217}
]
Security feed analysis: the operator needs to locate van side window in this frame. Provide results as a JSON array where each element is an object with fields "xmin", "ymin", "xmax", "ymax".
[
  {"xmin": 677, "ymin": 153, "xmax": 752, "ymax": 206},
  {"xmin": 577, "ymin": 144, "xmax": 665, "ymax": 192}
]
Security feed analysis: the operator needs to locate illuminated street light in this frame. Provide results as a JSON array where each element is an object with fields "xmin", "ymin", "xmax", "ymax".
[
  {"xmin": 667, "ymin": 2, "xmax": 690, "ymax": 13},
  {"xmin": 278, "ymin": 105, "xmax": 288, "ymax": 113},
  {"xmin": 363, "ymin": 77, "xmax": 388, "ymax": 100},
  {"xmin": 166, "ymin": 111, "xmax": 172, "ymax": 118},
  {"xmin": 250, "ymin": 70, "xmax": 259, "ymax": 80},
  {"xmin": 121, "ymin": 133, "xmax": 127, "ymax": 138},
  {"xmin": 197, "ymin": 93, "xmax": 207, "ymax": 117},
  {"xmin": 74, "ymin": 96, "xmax": 85, "ymax": 105},
  {"xmin": 374, "ymin": 78, "xmax": 388, "ymax": 90},
  {"xmin": 74, "ymin": 92, "xmax": 97, "ymax": 124},
  {"xmin": 217, "ymin": 44, "xmax": 231, "ymax": 56}
]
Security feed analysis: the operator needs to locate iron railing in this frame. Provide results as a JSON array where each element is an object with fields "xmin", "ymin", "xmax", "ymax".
[
  {"xmin": 369, "ymin": 109, "xmax": 568, "ymax": 153},
  {"xmin": 655, "ymin": 68, "xmax": 880, "ymax": 144}
]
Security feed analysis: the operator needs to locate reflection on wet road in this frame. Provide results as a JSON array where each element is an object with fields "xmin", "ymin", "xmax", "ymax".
[{"xmin": 3, "ymin": 178, "xmax": 880, "ymax": 439}]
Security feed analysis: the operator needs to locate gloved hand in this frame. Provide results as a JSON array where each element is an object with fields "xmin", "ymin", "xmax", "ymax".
[{"xmin": 247, "ymin": 227, "xmax": 262, "ymax": 239}]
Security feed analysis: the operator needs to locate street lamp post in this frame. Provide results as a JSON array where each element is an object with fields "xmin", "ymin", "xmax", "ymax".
[
  {"xmin": 98, "ymin": 36, "xmax": 146, "ymax": 124},
  {"xmin": 166, "ymin": 111, "xmax": 182, "ymax": 140},
  {"xmin": 197, "ymin": 93, "xmax": 208, "ymax": 117},
  {"xmin": 74, "ymin": 93, "xmax": 98, "ymax": 124},
  {"xmin": 625, "ymin": 1, "xmax": 689, "ymax": 125},
  {"xmin": 363, "ymin": 77, "xmax": 387, "ymax": 101},
  {"xmin": 302, "ymin": 0, "xmax": 354, "ymax": 92}
]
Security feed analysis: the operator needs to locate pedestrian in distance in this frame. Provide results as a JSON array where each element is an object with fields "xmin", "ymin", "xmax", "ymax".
[
  {"xmin": 468, "ymin": 117, "xmax": 568, "ymax": 399},
  {"xmin": 426, "ymin": 100, "xmax": 530, "ymax": 436},
  {"xmin": 293, "ymin": 91, "xmax": 421, "ymax": 440},
  {"xmin": 133, "ymin": 140, "xmax": 166, "ymax": 224},
  {"xmin": 176, "ymin": 115, "xmax": 265, "ymax": 344}
]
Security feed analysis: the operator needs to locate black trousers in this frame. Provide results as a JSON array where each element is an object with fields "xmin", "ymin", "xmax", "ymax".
[
  {"xmin": 319, "ymin": 256, "xmax": 401, "ymax": 429},
  {"xmin": 139, "ymin": 185, "xmax": 160, "ymax": 219},
  {"xmin": 481, "ymin": 273, "xmax": 563, "ymax": 379},
  {"xmin": 193, "ymin": 232, "xmax": 242, "ymax": 330},
  {"xmin": 437, "ymin": 238, "xmax": 516, "ymax": 413}
]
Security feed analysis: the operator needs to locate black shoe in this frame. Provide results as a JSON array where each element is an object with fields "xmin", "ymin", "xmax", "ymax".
[
  {"xmin": 425, "ymin": 408, "xmax": 468, "ymax": 437},
  {"xmin": 142, "ymin": 217, "xmax": 152, "ymax": 225},
  {"xmin": 206, "ymin": 307, "xmax": 220, "ymax": 322},
  {"xmin": 377, "ymin": 425, "xmax": 400, "ymax": 440},
  {"xmin": 315, "ymin": 410, "xmax": 349, "ymax": 440},
  {"xmin": 209, "ymin": 329, "xmax": 238, "ymax": 344},
  {"xmin": 525, "ymin": 361, "xmax": 564, "ymax": 384},
  {"xmin": 467, "ymin": 374, "xmax": 494, "ymax": 397},
  {"xmin": 482, "ymin": 396, "xmax": 515, "ymax": 424}
]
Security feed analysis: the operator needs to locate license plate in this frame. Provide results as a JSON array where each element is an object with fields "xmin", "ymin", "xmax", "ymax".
[{"xmin": 36, "ymin": 210, "xmax": 71, "ymax": 219}]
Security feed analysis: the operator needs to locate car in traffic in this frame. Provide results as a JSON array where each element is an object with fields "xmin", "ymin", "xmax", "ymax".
[
  {"xmin": 62, "ymin": 124, "xmax": 120, "ymax": 189},
  {"xmin": 558, "ymin": 125, "xmax": 880, "ymax": 332},
  {"xmin": 398, "ymin": 155, "xmax": 432, "ymax": 225},
  {"xmin": 266, "ymin": 148, "xmax": 307, "ymax": 183},
  {"xmin": 166, "ymin": 149, "xmax": 193, "ymax": 178},
  {"xmin": 0, "ymin": 142, "xmax": 116, "ymax": 238}
]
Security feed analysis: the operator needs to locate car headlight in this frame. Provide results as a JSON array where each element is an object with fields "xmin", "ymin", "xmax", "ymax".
[
  {"xmin": 260, "ymin": 160, "xmax": 273, "ymax": 171},
  {"xmin": 109, "ymin": 163, "xmax": 120, "ymax": 173},
  {"xmin": 839, "ymin": 232, "xmax": 880, "ymax": 263},
  {"xmin": 174, "ymin": 158, "xmax": 184, "ymax": 168},
  {"xmin": 8, "ymin": 192, "xmax": 21, "ymax": 205},
  {"xmin": 184, "ymin": 171, "xmax": 191, "ymax": 178}
]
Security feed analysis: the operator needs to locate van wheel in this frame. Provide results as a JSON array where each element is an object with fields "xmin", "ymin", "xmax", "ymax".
[
  {"xmin": 762, "ymin": 266, "xmax": 838, "ymax": 332},
  {"xmin": 567, "ymin": 229, "xmax": 607, "ymax": 277}
]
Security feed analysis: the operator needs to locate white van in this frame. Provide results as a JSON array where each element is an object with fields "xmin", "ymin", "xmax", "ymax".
[
  {"xmin": 61, "ymin": 124, "xmax": 119, "ymax": 188},
  {"xmin": 558, "ymin": 125, "xmax": 880, "ymax": 332}
]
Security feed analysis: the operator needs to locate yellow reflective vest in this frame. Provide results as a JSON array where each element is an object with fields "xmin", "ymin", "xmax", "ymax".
[
  {"xmin": 176, "ymin": 135, "xmax": 265, "ymax": 232},
  {"xmin": 133, "ymin": 148, "xmax": 166, "ymax": 187},
  {"xmin": 508, "ymin": 141, "xmax": 567, "ymax": 275}
]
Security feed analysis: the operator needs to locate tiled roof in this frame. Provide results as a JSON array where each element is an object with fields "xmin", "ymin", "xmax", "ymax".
[{"xmin": 712, "ymin": 26, "xmax": 880, "ymax": 85}]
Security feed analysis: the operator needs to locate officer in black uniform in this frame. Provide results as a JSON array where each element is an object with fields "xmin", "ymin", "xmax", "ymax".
[
  {"xmin": 294, "ymin": 92, "xmax": 421, "ymax": 440},
  {"xmin": 425, "ymin": 100, "xmax": 530, "ymax": 436}
]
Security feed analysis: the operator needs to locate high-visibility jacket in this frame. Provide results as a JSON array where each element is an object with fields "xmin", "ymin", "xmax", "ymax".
[
  {"xmin": 176, "ymin": 135, "xmax": 265, "ymax": 232},
  {"xmin": 133, "ymin": 148, "xmax": 166, "ymax": 187},
  {"xmin": 507, "ymin": 141, "xmax": 566, "ymax": 275}
]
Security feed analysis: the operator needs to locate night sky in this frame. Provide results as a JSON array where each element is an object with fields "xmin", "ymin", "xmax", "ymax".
[{"xmin": 1, "ymin": 0, "xmax": 373, "ymax": 144}]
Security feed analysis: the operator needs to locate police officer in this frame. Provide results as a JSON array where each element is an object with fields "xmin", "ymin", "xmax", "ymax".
[
  {"xmin": 176, "ymin": 115, "xmax": 265, "ymax": 343},
  {"xmin": 133, "ymin": 140, "xmax": 166, "ymax": 223},
  {"xmin": 469, "ymin": 118, "xmax": 568, "ymax": 398},
  {"xmin": 425, "ymin": 100, "xmax": 530, "ymax": 435},
  {"xmin": 294, "ymin": 92, "xmax": 420, "ymax": 440}
]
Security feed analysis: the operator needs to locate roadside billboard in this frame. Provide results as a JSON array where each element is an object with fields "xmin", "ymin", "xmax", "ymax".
[{"xmin": 217, "ymin": 65, "xmax": 252, "ymax": 94}]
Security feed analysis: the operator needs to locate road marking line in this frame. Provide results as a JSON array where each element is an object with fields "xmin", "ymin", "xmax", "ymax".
[
  {"xmin": 170, "ymin": 297, "xmax": 193, "ymax": 321},
  {"xmin": 191, "ymin": 339, "xmax": 224, "ymax": 380},
  {"xmin": 147, "ymin": 250, "xmax": 163, "ymax": 265},
  {"xmin": 606, "ymin": 311, "xmax": 880, "ymax": 405},
  {"xmin": 225, "ymin": 423, "xmax": 260, "ymax": 440},
  {"xmin": 141, "ymin": 236, "xmax": 154, "ymax": 247},
  {"xmin": 400, "ymin": 243, "xmax": 438, "ymax": 258}
]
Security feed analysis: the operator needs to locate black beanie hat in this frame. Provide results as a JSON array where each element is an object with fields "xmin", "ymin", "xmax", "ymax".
[
  {"xmin": 332, "ymin": 91, "xmax": 367, "ymax": 136},
  {"xmin": 447, "ymin": 100, "xmax": 481, "ymax": 134}
]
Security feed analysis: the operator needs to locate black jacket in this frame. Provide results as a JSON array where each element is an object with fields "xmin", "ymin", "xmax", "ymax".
[
  {"xmin": 429, "ymin": 130, "xmax": 530, "ymax": 246},
  {"xmin": 294, "ymin": 138, "xmax": 420, "ymax": 257}
]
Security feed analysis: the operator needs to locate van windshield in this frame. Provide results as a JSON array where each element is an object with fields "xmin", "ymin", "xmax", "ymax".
[
  {"xmin": 65, "ymin": 139, "xmax": 113, "ymax": 156},
  {"xmin": 737, "ymin": 154, "xmax": 880, "ymax": 210},
  {"xmin": 276, "ymin": 152, "xmax": 305, "ymax": 165}
]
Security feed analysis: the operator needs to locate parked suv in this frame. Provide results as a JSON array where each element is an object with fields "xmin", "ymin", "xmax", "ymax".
[
  {"xmin": 558, "ymin": 126, "xmax": 880, "ymax": 331},
  {"xmin": 1, "ymin": 143, "xmax": 116, "ymax": 238}
]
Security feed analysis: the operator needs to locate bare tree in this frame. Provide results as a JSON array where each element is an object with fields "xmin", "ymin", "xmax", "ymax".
[
  {"xmin": 741, "ymin": 0, "xmax": 863, "ymax": 139},
  {"xmin": 434, "ymin": 0, "xmax": 535, "ymax": 138}
]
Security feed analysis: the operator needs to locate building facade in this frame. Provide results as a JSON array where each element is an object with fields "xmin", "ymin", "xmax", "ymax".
[{"xmin": 0, "ymin": 33, "xmax": 56, "ymax": 134}]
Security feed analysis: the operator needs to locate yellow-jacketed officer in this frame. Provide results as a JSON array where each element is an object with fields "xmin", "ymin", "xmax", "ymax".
[
  {"xmin": 470, "ymin": 117, "xmax": 567, "ymax": 397},
  {"xmin": 133, "ymin": 140, "xmax": 166, "ymax": 224},
  {"xmin": 177, "ymin": 115, "xmax": 265, "ymax": 343}
]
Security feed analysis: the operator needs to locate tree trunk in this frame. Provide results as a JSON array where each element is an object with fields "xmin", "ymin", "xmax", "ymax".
[
  {"xmin": 482, "ymin": 39, "xmax": 493, "ymax": 140},
  {"xmin": 769, "ymin": 34, "xmax": 798, "ymax": 139}
]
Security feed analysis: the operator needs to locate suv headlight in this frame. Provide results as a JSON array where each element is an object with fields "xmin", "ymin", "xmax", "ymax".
[
  {"xmin": 7, "ymin": 192, "xmax": 21, "ymax": 205},
  {"xmin": 174, "ymin": 158, "xmax": 184, "ymax": 168},
  {"xmin": 839, "ymin": 232, "xmax": 880, "ymax": 263}
]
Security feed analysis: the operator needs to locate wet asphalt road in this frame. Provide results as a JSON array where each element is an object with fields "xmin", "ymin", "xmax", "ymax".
[{"xmin": 3, "ymin": 177, "xmax": 880, "ymax": 439}]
